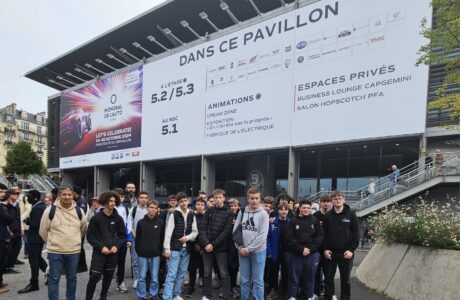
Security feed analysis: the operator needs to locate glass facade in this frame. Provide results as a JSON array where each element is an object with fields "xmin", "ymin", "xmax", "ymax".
[
  {"xmin": 298, "ymin": 140, "xmax": 419, "ymax": 197},
  {"xmin": 153, "ymin": 160, "xmax": 201, "ymax": 200}
]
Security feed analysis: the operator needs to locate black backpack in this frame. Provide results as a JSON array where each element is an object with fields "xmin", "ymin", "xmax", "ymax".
[{"xmin": 49, "ymin": 205, "xmax": 83, "ymax": 221}]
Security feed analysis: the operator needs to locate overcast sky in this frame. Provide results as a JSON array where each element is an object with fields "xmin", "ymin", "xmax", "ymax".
[{"xmin": 0, "ymin": 0, "xmax": 167, "ymax": 114}]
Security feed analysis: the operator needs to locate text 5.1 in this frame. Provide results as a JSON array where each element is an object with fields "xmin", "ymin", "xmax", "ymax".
[
  {"xmin": 151, "ymin": 83, "xmax": 194, "ymax": 103},
  {"xmin": 161, "ymin": 123, "xmax": 178, "ymax": 135}
]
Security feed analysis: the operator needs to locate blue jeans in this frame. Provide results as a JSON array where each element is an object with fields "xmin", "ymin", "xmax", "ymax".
[
  {"xmin": 163, "ymin": 249, "xmax": 190, "ymax": 300},
  {"xmin": 239, "ymin": 250, "xmax": 266, "ymax": 300},
  {"xmin": 47, "ymin": 252, "xmax": 80, "ymax": 300},
  {"xmin": 287, "ymin": 252, "xmax": 320, "ymax": 298},
  {"xmin": 131, "ymin": 240, "xmax": 139, "ymax": 281},
  {"xmin": 137, "ymin": 256, "xmax": 160, "ymax": 299}
]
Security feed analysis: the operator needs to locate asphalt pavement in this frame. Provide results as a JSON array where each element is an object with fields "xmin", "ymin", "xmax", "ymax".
[{"xmin": 0, "ymin": 244, "xmax": 390, "ymax": 300}]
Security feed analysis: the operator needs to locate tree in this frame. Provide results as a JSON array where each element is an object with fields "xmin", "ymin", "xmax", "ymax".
[
  {"xmin": 3, "ymin": 141, "xmax": 45, "ymax": 175},
  {"xmin": 417, "ymin": 0, "xmax": 460, "ymax": 120}
]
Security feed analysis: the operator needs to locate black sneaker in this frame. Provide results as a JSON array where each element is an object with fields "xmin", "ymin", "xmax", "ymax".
[
  {"xmin": 14, "ymin": 260, "xmax": 25, "ymax": 265},
  {"xmin": 185, "ymin": 287, "xmax": 194, "ymax": 298}
]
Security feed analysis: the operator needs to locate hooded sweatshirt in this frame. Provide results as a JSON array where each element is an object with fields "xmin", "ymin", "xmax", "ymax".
[
  {"xmin": 39, "ymin": 199, "xmax": 87, "ymax": 254},
  {"xmin": 233, "ymin": 205, "xmax": 269, "ymax": 254}
]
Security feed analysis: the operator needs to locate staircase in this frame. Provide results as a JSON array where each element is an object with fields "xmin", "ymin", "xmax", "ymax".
[
  {"xmin": 0, "ymin": 174, "xmax": 58, "ymax": 194},
  {"xmin": 306, "ymin": 152, "xmax": 460, "ymax": 217},
  {"xmin": 352, "ymin": 151, "xmax": 460, "ymax": 217}
]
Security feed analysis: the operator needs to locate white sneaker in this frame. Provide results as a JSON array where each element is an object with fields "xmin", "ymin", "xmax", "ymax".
[
  {"xmin": 132, "ymin": 279, "xmax": 138, "ymax": 289},
  {"xmin": 173, "ymin": 296, "xmax": 184, "ymax": 300},
  {"xmin": 288, "ymin": 297, "xmax": 296, "ymax": 300},
  {"xmin": 117, "ymin": 281, "xmax": 128, "ymax": 293},
  {"xmin": 199, "ymin": 277, "xmax": 203, "ymax": 287},
  {"xmin": 201, "ymin": 297, "xmax": 210, "ymax": 300},
  {"xmin": 332, "ymin": 296, "xmax": 338, "ymax": 300}
]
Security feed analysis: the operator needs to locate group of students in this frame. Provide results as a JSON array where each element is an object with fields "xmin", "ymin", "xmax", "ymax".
[{"xmin": 0, "ymin": 182, "xmax": 360, "ymax": 300}]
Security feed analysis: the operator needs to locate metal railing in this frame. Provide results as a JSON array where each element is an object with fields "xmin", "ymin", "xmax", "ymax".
[
  {"xmin": 352, "ymin": 151, "xmax": 460, "ymax": 210},
  {"xmin": 304, "ymin": 152, "xmax": 460, "ymax": 211}
]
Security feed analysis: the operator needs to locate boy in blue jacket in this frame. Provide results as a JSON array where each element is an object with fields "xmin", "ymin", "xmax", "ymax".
[{"xmin": 266, "ymin": 203, "xmax": 290, "ymax": 298}]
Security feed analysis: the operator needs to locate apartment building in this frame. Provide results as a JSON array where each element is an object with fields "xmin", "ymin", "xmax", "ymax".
[{"xmin": 0, "ymin": 103, "xmax": 47, "ymax": 170}]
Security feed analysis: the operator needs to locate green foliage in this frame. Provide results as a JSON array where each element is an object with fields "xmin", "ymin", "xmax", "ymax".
[
  {"xmin": 417, "ymin": 0, "xmax": 460, "ymax": 119},
  {"xmin": 369, "ymin": 199, "xmax": 460, "ymax": 250},
  {"xmin": 3, "ymin": 141, "xmax": 45, "ymax": 175}
]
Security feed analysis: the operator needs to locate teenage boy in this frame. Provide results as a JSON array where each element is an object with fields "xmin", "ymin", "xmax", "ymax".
[
  {"xmin": 313, "ymin": 195, "xmax": 332, "ymax": 297},
  {"xmin": 233, "ymin": 187, "xmax": 269, "ymax": 300},
  {"xmin": 131, "ymin": 191, "xmax": 150, "ymax": 289},
  {"xmin": 18, "ymin": 190, "xmax": 48, "ymax": 294},
  {"xmin": 266, "ymin": 203, "xmax": 290, "ymax": 297},
  {"xmin": 185, "ymin": 197, "xmax": 206, "ymax": 297},
  {"xmin": 0, "ymin": 184, "xmax": 13, "ymax": 294},
  {"xmin": 135, "ymin": 200, "xmax": 164, "ymax": 300},
  {"xmin": 199, "ymin": 188, "xmax": 233, "ymax": 300},
  {"xmin": 6, "ymin": 189, "xmax": 23, "ymax": 267},
  {"xmin": 113, "ymin": 188, "xmax": 133, "ymax": 294},
  {"xmin": 227, "ymin": 198, "xmax": 240, "ymax": 299},
  {"xmin": 285, "ymin": 200, "xmax": 323, "ymax": 300},
  {"xmin": 323, "ymin": 191, "xmax": 359, "ymax": 300},
  {"xmin": 85, "ymin": 191, "xmax": 126, "ymax": 300},
  {"xmin": 163, "ymin": 192, "xmax": 198, "ymax": 300}
]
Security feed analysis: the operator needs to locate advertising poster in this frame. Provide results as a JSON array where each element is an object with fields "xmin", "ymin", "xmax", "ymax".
[{"xmin": 59, "ymin": 67, "xmax": 143, "ymax": 164}]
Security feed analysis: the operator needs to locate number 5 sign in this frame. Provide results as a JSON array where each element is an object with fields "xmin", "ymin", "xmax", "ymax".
[{"xmin": 248, "ymin": 170, "xmax": 264, "ymax": 187}]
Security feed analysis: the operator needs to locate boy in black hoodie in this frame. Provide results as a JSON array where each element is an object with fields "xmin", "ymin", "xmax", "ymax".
[
  {"xmin": 85, "ymin": 191, "xmax": 126, "ymax": 300},
  {"xmin": 135, "ymin": 200, "xmax": 164, "ymax": 300},
  {"xmin": 286, "ymin": 199, "xmax": 323, "ymax": 300},
  {"xmin": 322, "ymin": 190, "xmax": 359, "ymax": 300}
]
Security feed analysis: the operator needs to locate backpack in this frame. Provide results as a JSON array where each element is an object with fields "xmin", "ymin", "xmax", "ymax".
[{"xmin": 49, "ymin": 205, "xmax": 82, "ymax": 221}]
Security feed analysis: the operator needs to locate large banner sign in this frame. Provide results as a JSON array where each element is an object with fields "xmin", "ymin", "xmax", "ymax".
[
  {"xmin": 60, "ymin": 0, "xmax": 430, "ymax": 168},
  {"xmin": 60, "ymin": 67, "xmax": 143, "ymax": 167}
]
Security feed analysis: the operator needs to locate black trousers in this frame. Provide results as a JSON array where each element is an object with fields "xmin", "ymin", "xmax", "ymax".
[
  {"xmin": 29, "ymin": 242, "xmax": 48, "ymax": 286},
  {"xmin": 11, "ymin": 233, "xmax": 22, "ymax": 262},
  {"xmin": 323, "ymin": 253, "xmax": 353, "ymax": 300},
  {"xmin": 86, "ymin": 251, "xmax": 118, "ymax": 300},
  {"xmin": 116, "ymin": 244, "xmax": 128, "ymax": 285},
  {"xmin": 0, "ymin": 240, "xmax": 5, "ymax": 284},
  {"xmin": 188, "ymin": 249, "xmax": 203, "ymax": 287},
  {"xmin": 267, "ymin": 252, "xmax": 288, "ymax": 293}
]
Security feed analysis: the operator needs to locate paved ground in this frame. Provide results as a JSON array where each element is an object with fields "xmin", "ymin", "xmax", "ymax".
[{"xmin": 1, "ymin": 245, "xmax": 390, "ymax": 299}]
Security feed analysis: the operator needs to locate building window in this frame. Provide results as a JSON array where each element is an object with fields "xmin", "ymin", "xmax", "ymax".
[
  {"xmin": 21, "ymin": 111, "xmax": 28, "ymax": 119},
  {"xmin": 37, "ymin": 115, "xmax": 42, "ymax": 123},
  {"xmin": 37, "ymin": 146, "xmax": 43, "ymax": 153},
  {"xmin": 37, "ymin": 126, "xmax": 42, "ymax": 134},
  {"xmin": 6, "ymin": 115, "xmax": 13, "ymax": 122},
  {"xmin": 6, "ymin": 136, "xmax": 13, "ymax": 143},
  {"xmin": 22, "ymin": 132, "xmax": 30, "ymax": 141},
  {"xmin": 21, "ymin": 122, "xmax": 29, "ymax": 131},
  {"xmin": 37, "ymin": 136, "xmax": 43, "ymax": 144}
]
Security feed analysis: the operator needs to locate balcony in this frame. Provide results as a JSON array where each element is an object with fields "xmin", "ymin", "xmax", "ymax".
[
  {"xmin": 19, "ymin": 137, "xmax": 33, "ymax": 143},
  {"xmin": 3, "ymin": 128, "xmax": 15, "ymax": 135},
  {"xmin": 35, "ymin": 140, "xmax": 45, "ymax": 145},
  {"xmin": 3, "ymin": 140, "xmax": 15, "ymax": 145}
]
